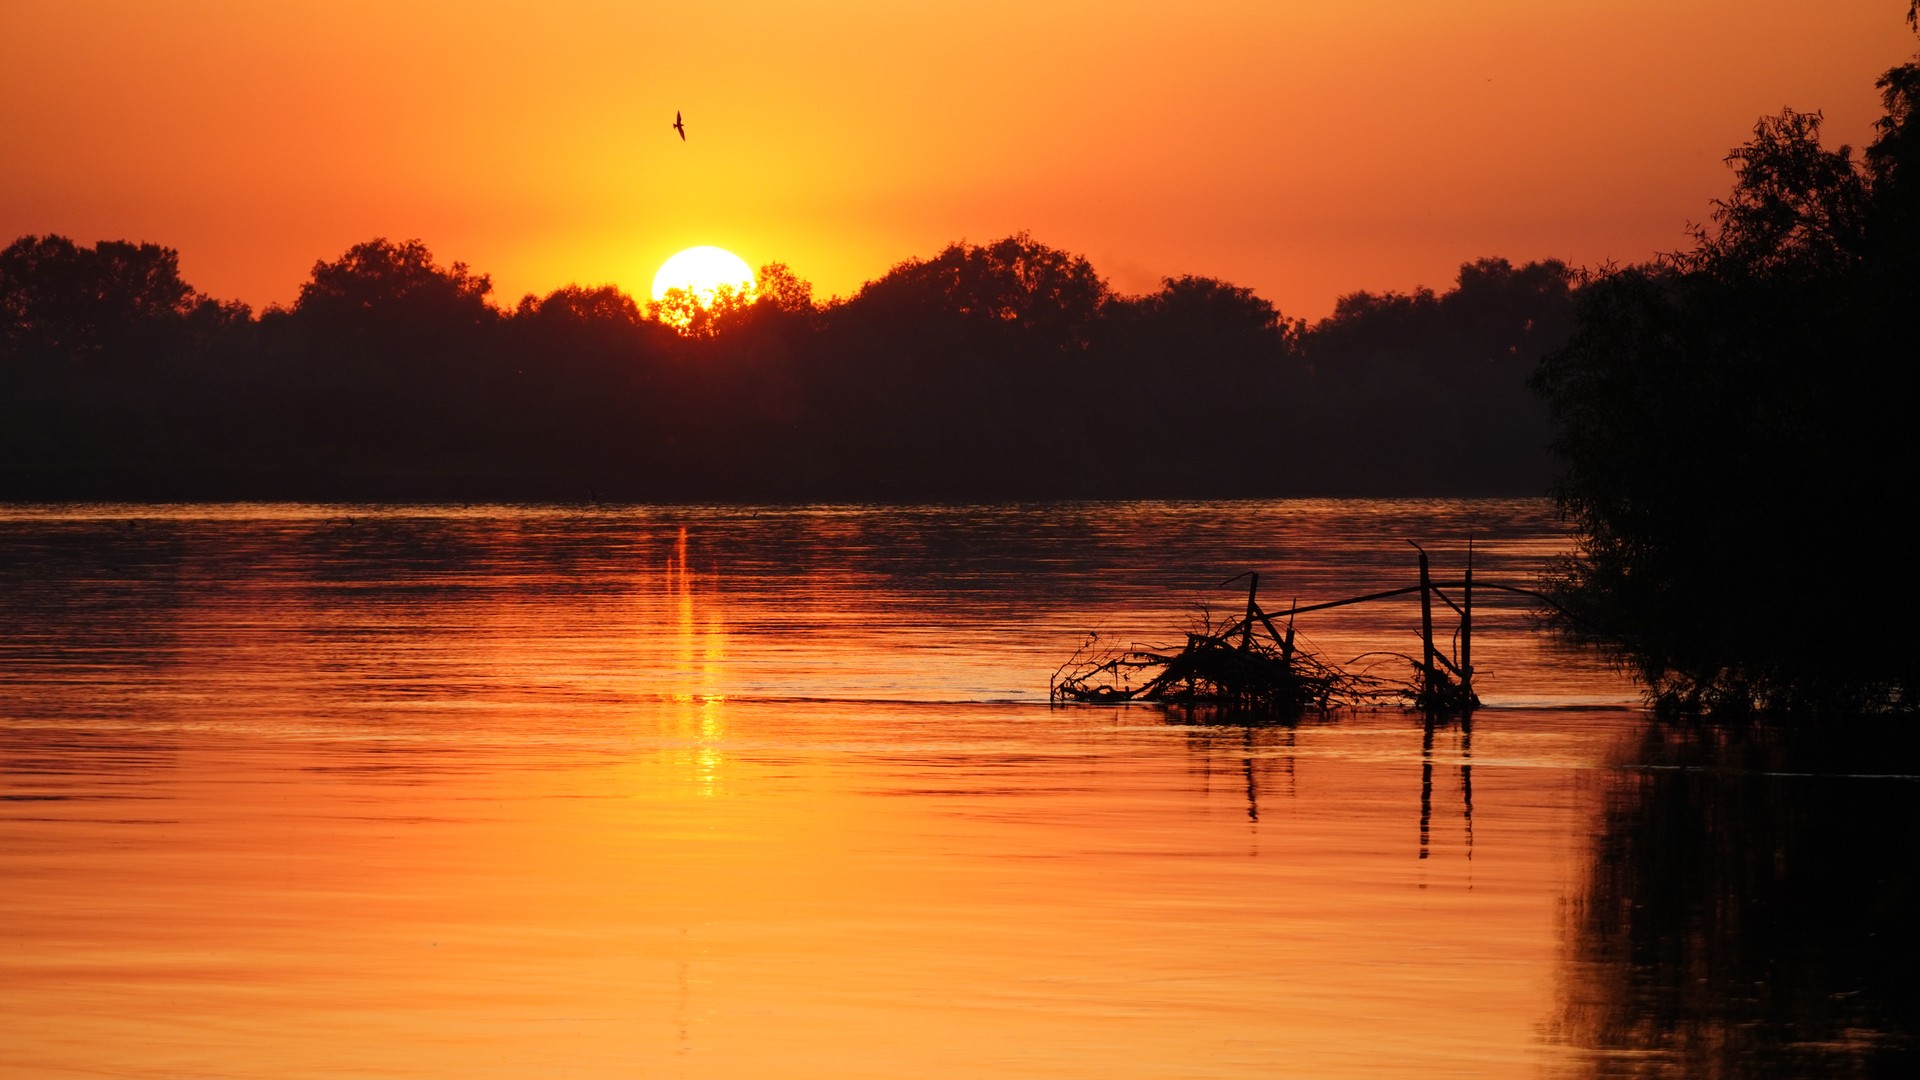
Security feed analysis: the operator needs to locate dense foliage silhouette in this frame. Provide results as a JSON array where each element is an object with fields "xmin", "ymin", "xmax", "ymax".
[
  {"xmin": 0, "ymin": 233, "xmax": 1571, "ymax": 501},
  {"xmin": 1532, "ymin": 29, "xmax": 1920, "ymax": 715}
]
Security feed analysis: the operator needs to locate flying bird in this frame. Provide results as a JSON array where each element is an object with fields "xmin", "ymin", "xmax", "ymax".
[{"xmin": 673, "ymin": 111, "xmax": 685, "ymax": 141}]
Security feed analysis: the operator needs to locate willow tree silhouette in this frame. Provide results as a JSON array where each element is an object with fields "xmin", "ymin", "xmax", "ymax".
[{"xmin": 1533, "ymin": 28, "xmax": 1920, "ymax": 714}]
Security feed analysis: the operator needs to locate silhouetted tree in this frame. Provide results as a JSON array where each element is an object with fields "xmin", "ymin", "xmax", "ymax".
[
  {"xmin": 0, "ymin": 234, "xmax": 242, "ymax": 363},
  {"xmin": 492, "ymin": 283, "xmax": 674, "ymax": 492},
  {"xmin": 1533, "ymin": 29, "xmax": 1920, "ymax": 713},
  {"xmin": 1678, "ymin": 110, "xmax": 1869, "ymax": 279},
  {"xmin": 841, "ymin": 232, "xmax": 1109, "ymax": 353},
  {"xmin": 246, "ymin": 238, "xmax": 514, "ymax": 490},
  {"xmin": 1110, "ymin": 275, "xmax": 1293, "ymax": 347},
  {"xmin": 1298, "ymin": 258, "xmax": 1575, "ymax": 493},
  {"xmin": 776, "ymin": 234, "xmax": 1111, "ymax": 497},
  {"xmin": 516, "ymin": 282, "xmax": 644, "ymax": 326},
  {"xmin": 751, "ymin": 261, "xmax": 816, "ymax": 315},
  {"xmin": 291, "ymin": 237, "xmax": 497, "ymax": 345},
  {"xmin": 1067, "ymin": 275, "xmax": 1305, "ymax": 491}
]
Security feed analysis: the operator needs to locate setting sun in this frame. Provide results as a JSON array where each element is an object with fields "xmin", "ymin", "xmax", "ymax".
[{"xmin": 651, "ymin": 246, "xmax": 755, "ymax": 308}]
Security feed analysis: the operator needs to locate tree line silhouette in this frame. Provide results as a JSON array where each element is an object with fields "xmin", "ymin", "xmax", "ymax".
[{"xmin": 0, "ymin": 231, "xmax": 1572, "ymax": 502}]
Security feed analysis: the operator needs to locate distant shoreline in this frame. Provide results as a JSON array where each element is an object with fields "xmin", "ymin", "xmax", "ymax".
[
  {"xmin": 0, "ymin": 482, "xmax": 1557, "ymax": 508},
  {"xmin": 3, "ymin": 236, "xmax": 1569, "ymax": 516}
]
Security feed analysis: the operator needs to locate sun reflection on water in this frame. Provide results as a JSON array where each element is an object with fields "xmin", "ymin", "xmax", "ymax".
[{"xmin": 662, "ymin": 525, "xmax": 728, "ymax": 796}]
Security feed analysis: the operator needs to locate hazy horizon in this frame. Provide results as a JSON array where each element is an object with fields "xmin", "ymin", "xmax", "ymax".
[{"xmin": 3, "ymin": 2, "xmax": 1912, "ymax": 321}]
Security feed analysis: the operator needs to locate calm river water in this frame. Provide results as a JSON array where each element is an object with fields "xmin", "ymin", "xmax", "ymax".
[{"xmin": 1, "ymin": 500, "xmax": 1911, "ymax": 1078}]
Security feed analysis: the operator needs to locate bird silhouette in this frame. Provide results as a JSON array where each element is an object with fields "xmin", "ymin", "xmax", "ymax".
[{"xmin": 673, "ymin": 111, "xmax": 686, "ymax": 141}]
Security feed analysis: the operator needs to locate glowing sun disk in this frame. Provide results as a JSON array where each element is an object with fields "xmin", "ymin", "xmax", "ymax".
[{"xmin": 652, "ymin": 246, "xmax": 756, "ymax": 307}]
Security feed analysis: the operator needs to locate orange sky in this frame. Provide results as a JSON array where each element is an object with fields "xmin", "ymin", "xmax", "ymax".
[{"xmin": 2, "ymin": 2, "xmax": 1912, "ymax": 318}]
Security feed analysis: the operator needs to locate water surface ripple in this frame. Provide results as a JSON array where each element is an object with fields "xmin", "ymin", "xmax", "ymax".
[{"xmin": 1, "ymin": 501, "xmax": 1908, "ymax": 1078}]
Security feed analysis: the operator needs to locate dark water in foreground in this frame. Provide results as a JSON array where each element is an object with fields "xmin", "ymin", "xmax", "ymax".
[{"xmin": 0, "ymin": 500, "xmax": 1911, "ymax": 1078}]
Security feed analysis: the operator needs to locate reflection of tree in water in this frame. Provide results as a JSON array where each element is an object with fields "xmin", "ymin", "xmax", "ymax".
[
  {"xmin": 0, "ymin": 519, "xmax": 198, "ymax": 703},
  {"xmin": 1556, "ymin": 722, "xmax": 1919, "ymax": 1078}
]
